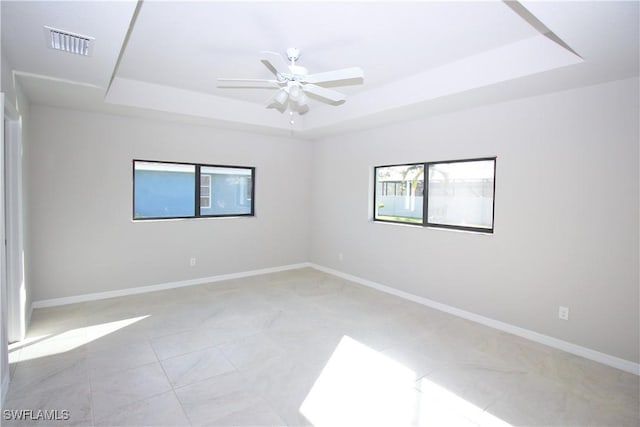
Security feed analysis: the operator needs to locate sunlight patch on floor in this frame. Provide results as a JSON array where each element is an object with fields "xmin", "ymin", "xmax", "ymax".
[
  {"xmin": 13, "ymin": 315, "xmax": 150, "ymax": 362},
  {"xmin": 417, "ymin": 378, "xmax": 511, "ymax": 426},
  {"xmin": 8, "ymin": 335, "xmax": 50, "ymax": 363},
  {"xmin": 300, "ymin": 335, "xmax": 418, "ymax": 426},
  {"xmin": 300, "ymin": 335, "xmax": 512, "ymax": 427}
]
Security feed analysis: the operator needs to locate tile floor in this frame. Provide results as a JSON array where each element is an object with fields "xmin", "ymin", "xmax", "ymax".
[{"xmin": 4, "ymin": 268, "xmax": 639, "ymax": 426}]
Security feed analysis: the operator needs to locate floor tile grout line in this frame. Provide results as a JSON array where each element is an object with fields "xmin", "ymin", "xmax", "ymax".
[
  {"xmin": 204, "ymin": 332, "xmax": 295, "ymax": 426},
  {"xmin": 150, "ymin": 341, "xmax": 194, "ymax": 427},
  {"xmin": 151, "ymin": 328, "xmax": 265, "ymax": 363},
  {"xmin": 213, "ymin": 353, "xmax": 293, "ymax": 427},
  {"xmin": 87, "ymin": 347, "xmax": 96, "ymax": 427},
  {"xmin": 89, "ymin": 358, "xmax": 174, "ymax": 425},
  {"xmin": 92, "ymin": 388, "xmax": 187, "ymax": 426}
]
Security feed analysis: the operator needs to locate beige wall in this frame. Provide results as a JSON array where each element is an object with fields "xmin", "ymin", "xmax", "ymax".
[
  {"xmin": 310, "ymin": 78, "xmax": 640, "ymax": 363},
  {"xmin": 26, "ymin": 106, "xmax": 312, "ymax": 300}
]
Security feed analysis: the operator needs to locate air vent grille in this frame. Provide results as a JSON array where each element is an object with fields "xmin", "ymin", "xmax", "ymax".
[{"xmin": 44, "ymin": 26, "xmax": 94, "ymax": 56}]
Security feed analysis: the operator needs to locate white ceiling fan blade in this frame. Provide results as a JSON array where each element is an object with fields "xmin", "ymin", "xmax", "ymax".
[
  {"xmin": 217, "ymin": 78, "xmax": 281, "ymax": 88},
  {"xmin": 302, "ymin": 67, "xmax": 364, "ymax": 84},
  {"xmin": 302, "ymin": 84, "xmax": 346, "ymax": 103},
  {"xmin": 260, "ymin": 51, "xmax": 289, "ymax": 76}
]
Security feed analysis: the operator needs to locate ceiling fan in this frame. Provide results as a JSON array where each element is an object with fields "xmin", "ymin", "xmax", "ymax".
[{"xmin": 217, "ymin": 48, "xmax": 364, "ymax": 114}]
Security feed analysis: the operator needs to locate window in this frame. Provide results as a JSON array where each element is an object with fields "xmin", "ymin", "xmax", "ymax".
[
  {"xmin": 133, "ymin": 160, "xmax": 255, "ymax": 220},
  {"xmin": 374, "ymin": 164, "xmax": 424, "ymax": 224},
  {"xmin": 199, "ymin": 166, "xmax": 253, "ymax": 216},
  {"xmin": 133, "ymin": 162, "xmax": 196, "ymax": 219},
  {"xmin": 374, "ymin": 157, "xmax": 496, "ymax": 233},
  {"xmin": 427, "ymin": 159, "xmax": 495, "ymax": 231}
]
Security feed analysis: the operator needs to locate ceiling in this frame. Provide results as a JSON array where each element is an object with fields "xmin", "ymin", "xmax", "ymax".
[{"xmin": 2, "ymin": 1, "xmax": 638, "ymax": 138}]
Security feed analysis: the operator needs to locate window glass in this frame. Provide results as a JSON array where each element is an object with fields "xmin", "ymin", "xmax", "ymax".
[
  {"xmin": 427, "ymin": 159, "xmax": 495, "ymax": 230},
  {"xmin": 134, "ymin": 162, "xmax": 195, "ymax": 219},
  {"xmin": 375, "ymin": 164, "xmax": 424, "ymax": 224},
  {"xmin": 199, "ymin": 166, "xmax": 252, "ymax": 216}
]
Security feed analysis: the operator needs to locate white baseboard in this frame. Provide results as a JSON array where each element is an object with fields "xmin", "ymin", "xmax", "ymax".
[
  {"xmin": 310, "ymin": 263, "xmax": 640, "ymax": 376},
  {"xmin": 31, "ymin": 262, "xmax": 312, "ymax": 309},
  {"xmin": 29, "ymin": 261, "xmax": 639, "ymax": 375}
]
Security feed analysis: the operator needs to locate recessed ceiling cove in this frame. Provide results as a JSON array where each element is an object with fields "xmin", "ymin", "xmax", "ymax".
[
  {"xmin": 3, "ymin": 1, "xmax": 638, "ymax": 137},
  {"xmin": 107, "ymin": 0, "xmax": 583, "ymax": 132}
]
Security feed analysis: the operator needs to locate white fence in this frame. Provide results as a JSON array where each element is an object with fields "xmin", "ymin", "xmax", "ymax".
[{"xmin": 377, "ymin": 195, "xmax": 493, "ymax": 227}]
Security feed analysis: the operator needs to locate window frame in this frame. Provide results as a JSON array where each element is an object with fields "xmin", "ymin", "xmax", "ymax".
[
  {"xmin": 132, "ymin": 159, "xmax": 255, "ymax": 221},
  {"xmin": 373, "ymin": 157, "xmax": 496, "ymax": 234},
  {"xmin": 373, "ymin": 161, "xmax": 426, "ymax": 226}
]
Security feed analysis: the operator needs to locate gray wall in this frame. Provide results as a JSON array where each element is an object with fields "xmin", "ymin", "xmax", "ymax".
[
  {"xmin": 310, "ymin": 77, "xmax": 639, "ymax": 363},
  {"xmin": 26, "ymin": 106, "xmax": 312, "ymax": 300}
]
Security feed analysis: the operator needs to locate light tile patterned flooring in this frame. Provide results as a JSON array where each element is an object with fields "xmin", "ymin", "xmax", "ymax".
[{"xmin": 4, "ymin": 268, "xmax": 639, "ymax": 426}]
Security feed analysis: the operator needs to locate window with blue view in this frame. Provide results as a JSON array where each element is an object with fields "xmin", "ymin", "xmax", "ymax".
[
  {"xmin": 199, "ymin": 166, "xmax": 252, "ymax": 216},
  {"xmin": 133, "ymin": 160, "xmax": 254, "ymax": 220}
]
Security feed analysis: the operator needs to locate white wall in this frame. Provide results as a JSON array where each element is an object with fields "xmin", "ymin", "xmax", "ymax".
[
  {"xmin": 0, "ymin": 93, "xmax": 7, "ymax": 406},
  {"xmin": 1, "ymin": 53, "xmax": 15, "ymax": 112},
  {"xmin": 11, "ymin": 82, "xmax": 31, "ymax": 339},
  {"xmin": 26, "ymin": 106, "xmax": 312, "ymax": 301},
  {"xmin": 310, "ymin": 77, "xmax": 639, "ymax": 364},
  {"xmin": 2, "ymin": 48, "xmax": 32, "ymax": 405},
  {"xmin": 1, "ymin": 15, "xmax": 10, "ymax": 398}
]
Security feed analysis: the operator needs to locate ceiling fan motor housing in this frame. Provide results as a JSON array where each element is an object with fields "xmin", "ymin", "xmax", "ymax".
[{"xmin": 286, "ymin": 47, "xmax": 300, "ymax": 62}]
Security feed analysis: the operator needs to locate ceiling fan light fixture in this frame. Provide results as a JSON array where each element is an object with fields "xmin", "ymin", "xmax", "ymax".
[
  {"xmin": 274, "ymin": 89, "xmax": 289, "ymax": 105},
  {"xmin": 288, "ymin": 84, "xmax": 301, "ymax": 101},
  {"xmin": 297, "ymin": 92, "xmax": 308, "ymax": 106}
]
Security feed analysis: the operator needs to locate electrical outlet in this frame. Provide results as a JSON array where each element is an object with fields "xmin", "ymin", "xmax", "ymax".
[
  {"xmin": 189, "ymin": 257, "xmax": 196, "ymax": 267},
  {"xmin": 558, "ymin": 306, "xmax": 569, "ymax": 320},
  {"xmin": 338, "ymin": 252, "xmax": 344, "ymax": 262}
]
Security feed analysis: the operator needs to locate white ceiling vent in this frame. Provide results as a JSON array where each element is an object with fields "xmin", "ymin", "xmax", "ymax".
[{"xmin": 44, "ymin": 26, "xmax": 94, "ymax": 56}]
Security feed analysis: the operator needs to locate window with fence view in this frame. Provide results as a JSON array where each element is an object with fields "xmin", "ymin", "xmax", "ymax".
[
  {"xmin": 374, "ymin": 158, "xmax": 495, "ymax": 233},
  {"xmin": 374, "ymin": 164, "xmax": 425, "ymax": 224}
]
